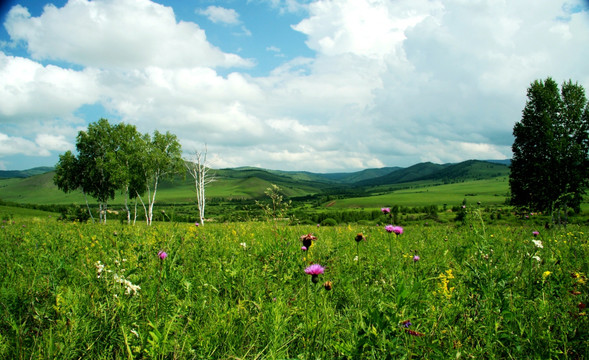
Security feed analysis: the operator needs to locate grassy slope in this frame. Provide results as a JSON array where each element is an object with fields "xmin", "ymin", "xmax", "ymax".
[
  {"xmin": 328, "ymin": 177, "xmax": 510, "ymax": 208},
  {"xmin": 0, "ymin": 205, "xmax": 59, "ymax": 218}
]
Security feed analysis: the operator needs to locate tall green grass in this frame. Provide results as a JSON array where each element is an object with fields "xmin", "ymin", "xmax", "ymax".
[{"xmin": 0, "ymin": 213, "xmax": 587, "ymax": 359}]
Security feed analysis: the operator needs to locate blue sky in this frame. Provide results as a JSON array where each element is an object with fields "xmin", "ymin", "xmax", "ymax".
[{"xmin": 0, "ymin": 0, "xmax": 588, "ymax": 172}]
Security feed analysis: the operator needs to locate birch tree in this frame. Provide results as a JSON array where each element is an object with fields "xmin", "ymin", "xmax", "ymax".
[
  {"xmin": 185, "ymin": 146, "xmax": 216, "ymax": 226},
  {"xmin": 54, "ymin": 150, "xmax": 95, "ymax": 223},
  {"xmin": 73, "ymin": 119, "xmax": 120, "ymax": 224},
  {"xmin": 140, "ymin": 131, "xmax": 184, "ymax": 225},
  {"xmin": 113, "ymin": 123, "xmax": 145, "ymax": 224}
]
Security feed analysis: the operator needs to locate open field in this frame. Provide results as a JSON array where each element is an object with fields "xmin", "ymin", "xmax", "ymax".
[
  {"xmin": 327, "ymin": 177, "xmax": 510, "ymax": 208},
  {"xmin": 1, "ymin": 213, "xmax": 587, "ymax": 359}
]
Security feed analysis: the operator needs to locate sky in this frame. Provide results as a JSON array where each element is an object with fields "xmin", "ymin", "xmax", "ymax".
[{"xmin": 0, "ymin": 0, "xmax": 588, "ymax": 173}]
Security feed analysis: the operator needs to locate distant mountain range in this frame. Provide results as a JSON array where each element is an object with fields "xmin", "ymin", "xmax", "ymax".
[
  {"xmin": 0, "ymin": 167, "xmax": 55, "ymax": 179},
  {"xmin": 0, "ymin": 160, "xmax": 511, "ymax": 205}
]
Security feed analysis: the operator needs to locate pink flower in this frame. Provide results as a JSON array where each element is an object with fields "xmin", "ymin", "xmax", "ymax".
[
  {"xmin": 304, "ymin": 264, "xmax": 325, "ymax": 275},
  {"xmin": 158, "ymin": 251, "xmax": 168, "ymax": 260},
  {"xmin": 532, "ymin": 231, "xmax": 539, "ymax": 237},
  {"xmin": 195, "ymin": 222, "xmax": 199, "ymax": 227},
  {"xmin": 413, "ymin": 255, "xmax": 420, "ymax": 262},
  {"xmin": 385, "ymin": 225, "xmax": 403, "ymax": 235},
  {"xmin": 301, "ymin": 246, "xmax": 307, "ymax": 251},
  {"xmin": 381, "ymin": 207, "xmax": 391, "ymax": 214}
]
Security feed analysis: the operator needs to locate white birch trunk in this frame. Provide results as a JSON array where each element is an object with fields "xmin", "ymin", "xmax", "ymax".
[{"xmin": 84, "ymin": 192, "xmax": 95, "ymax": 223}]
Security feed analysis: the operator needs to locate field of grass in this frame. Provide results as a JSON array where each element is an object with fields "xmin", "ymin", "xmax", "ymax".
[
  {"xmin": 329, "ymin": 177, "xmax": 510, "ymax": 208},
  {"xmin": 0, "ymin": 173, "xmax": 318, "ymax": 206},
  {"xmin": 0, "ymin": 205, "xmax": 59, "ymax": 220},
  {"xmin": 1, "ymin": 211, "xmax": 587, "ymax": 359}
]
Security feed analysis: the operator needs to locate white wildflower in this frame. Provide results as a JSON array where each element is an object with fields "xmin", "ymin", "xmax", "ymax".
[
  {"xmin": 95, "ymin": 261, "xmax": 105, "ymax": 278},
  {"xmin": 240, "ymin": 242, "xmax": 247, "ymax": 249},
  {"xmin": 532, "ymin": 255, "xmax": 541, "ymax": 262},
  {"xmin": 532, "ymin": 240, "xmax": 543, "ymax": 249},
  {"xmin": 353, "ymin": 256, "xmax": 359, "ymax": 262}
]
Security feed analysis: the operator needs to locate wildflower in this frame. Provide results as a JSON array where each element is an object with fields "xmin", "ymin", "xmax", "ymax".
[
  {"xmin": 301, "ymin": 246, "xmax": 307, "ymax": 251},
  {"xmin": 542, "ymin": 271, "xmax": 552, "ymax": 279},
  {"xmin": 532, "ymin": 255, "xmax": 541, "ymax": 262},
  {"xmin": 532, "ymin": 231, "xmax": 539, "ymax": 237},
  {"xmin": 353, "ymin": 255, "xmax": 359, "ymax": 261},
  {"xmin": 405, "ymin": 329, "xmax": 425, "ymax": 337},
  {"xmin": 385, "ymin": 225, "xmax": 395, "ymax": 233},
  {"xmin": 413, "ymin": 255, "xmax": 420, "ymax": 262},
  {"xmin": 381, "ymin": 207, "xmax": 391, "ymax": 214},
  {"xmin": 305, "ymin": 264, "xmax": 325, "ymax": 283},
  {"xmin": 305, "ymin": 264, "xmax": 325, "ymax": 275},
  {"xmin": 323, "ymin": 281, "xmax": 332, "ymax": 291},
  {"xmin": 300, "ymin": 233, "xmax": 317, "ymax": 249},
  {"xmin": 158, "ymin": 251, "xmax": 168, "ymax": 260},
  {"xmin": 195, "ymin": 222, "xmax": 199, "ymax": 227},
  {"xmin": 95, "ymin": 261, "xmax": 105, "ymax": 278},
  {"xmin": 400, "ymin": 320, "xmax": 412, "ymax": 328},
  {"xmin": 240, "ymin": 242, "xmax": 247, "ymax": 249},
  {"xmin": 532, "ymin": 239, "xmax": 543, "ymax": 249},
  {"xmin": 355, "ymin": 233, "xmax": 366, "ymax": 242},
  {"xmin": 393, "ymin": 226, "xmax": 403, "ymax": 235}
]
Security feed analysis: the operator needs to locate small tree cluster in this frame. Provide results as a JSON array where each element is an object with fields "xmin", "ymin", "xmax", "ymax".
[
  {"xmin": 510, "ymin": 78, "xmax": 589, "ymax": 222},
  {"xmin": 54, "ymin": 119, "xmax": 183, "ymax": 224}
]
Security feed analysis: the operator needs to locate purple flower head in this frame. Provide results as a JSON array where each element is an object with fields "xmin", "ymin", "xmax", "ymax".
[
  {"xmin": 385, "ymin": 225, "xmax": 395, "ymax": 233},
  {"xmin": 195, "ymin": 222, "xmax": 199, "ymax": 227},
  {"xmin": 158, "ymin": 251, "xmax": 168, "ymax": 260},
  {"xmin": 532, "ymin": 231, "xmax": 540, "ymax": 237},
  {"xmin": 301, "ymin": 246, "xmax": 307, "ymax": 251},
  {"xmin": 305, "ymin": 264, "xmax": 325, "ymax": 276},
  {"xmin": 381, "ymin": 207, "xmax": 391, "ymax": 214},
  {"xmin": 401, "ymin": 320, "xmax": 412, "ymax": 328},
  {"xmin": 413, "ymin": 255, "xmax": 420, "ymax": 262},
  {"xmin": 393, "ymin": 226, "xmax": 403, "ymax": 235}
]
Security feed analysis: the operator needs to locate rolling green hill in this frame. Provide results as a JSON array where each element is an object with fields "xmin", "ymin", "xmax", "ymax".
[
  {"xmin": 0, "ymin": 160, "xmax": 511, "ymax": 207},
  {"xmin": 0, "ymin": 166, "xmax": 54, "ymax": 179}
]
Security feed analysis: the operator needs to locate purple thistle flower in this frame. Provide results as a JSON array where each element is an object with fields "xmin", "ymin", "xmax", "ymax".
[
  {"xmin": 413, "ymin": 255, "xmax": 420, "ymax": 262},
  {"xmin": 301, "ymin": 246, "xmax": 307, "ymax": 251},
  {"xmin": 532, "ymin": 231, "xmax": 539, "ymax": 237},
  {"xmin": 393, "ymin": 226, "xmax": 403, "ymax": 235},
  {"xmin": 305, "ymin": 264, "xmax": 325, "ymax": 275},
  {"xmin": 385, "ymin": 225, "xmax": 395, "ymax": 233},
  {"xmin": 305, "ymin": 264, "xmax": 325, "ymax": 283},
  {"xmin": 381, "ymin": 207, "xmax": 391, "ymax": 214},
  {"xmin": 158, "ymin": 251, "xmax": 168, "ymax": 260},
  {"xmin": 195, "ymin": 222, "xmax": 199, "ymax": 227}
]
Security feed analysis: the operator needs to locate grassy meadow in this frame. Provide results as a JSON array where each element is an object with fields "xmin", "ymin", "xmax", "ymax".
[{"xmin": 1, "ymin": 209, "xmax": 587, "ymax": 359}]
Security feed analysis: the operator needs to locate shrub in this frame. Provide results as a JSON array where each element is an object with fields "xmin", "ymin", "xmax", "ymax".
[{"xmin": 321, "ymin": 218, "xmax": 337, "ymax": 226}]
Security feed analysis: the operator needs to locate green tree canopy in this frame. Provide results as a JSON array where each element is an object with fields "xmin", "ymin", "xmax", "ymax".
[
  {"xmin": 510, "ymin": 77, "xmax": 589, "ymax": 216},
  {"xmin": 54, "ymin": 119, "xmax": 184, "ymax": 224}
]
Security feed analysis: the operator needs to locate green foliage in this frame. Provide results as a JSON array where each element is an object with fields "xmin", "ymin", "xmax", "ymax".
[
  {"xmin": 510, "ymin": 78, "xmax": 589, "ymax": 216},
  {"xmin": 0, "ymin": 219, "xmax": 587, "ymax": 358},
  {"xmin": 320, "ymin": 217, "xmax": 337, "ymax": 226}
]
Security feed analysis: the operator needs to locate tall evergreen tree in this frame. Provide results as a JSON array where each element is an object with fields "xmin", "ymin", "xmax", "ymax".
[{"xmin": 510, "ymin": 78, "xmax": 589, "ymax": 218}]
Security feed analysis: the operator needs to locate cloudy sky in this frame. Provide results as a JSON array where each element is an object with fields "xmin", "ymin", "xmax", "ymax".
[{"xmin": 0, "ymin": 0, "xmax": 588, "ymax": 172}]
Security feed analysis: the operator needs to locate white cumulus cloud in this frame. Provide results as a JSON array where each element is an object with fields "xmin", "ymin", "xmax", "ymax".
[{"xmin": 4, "ymin": 1, "xmax": 252, "ymax": 69}]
